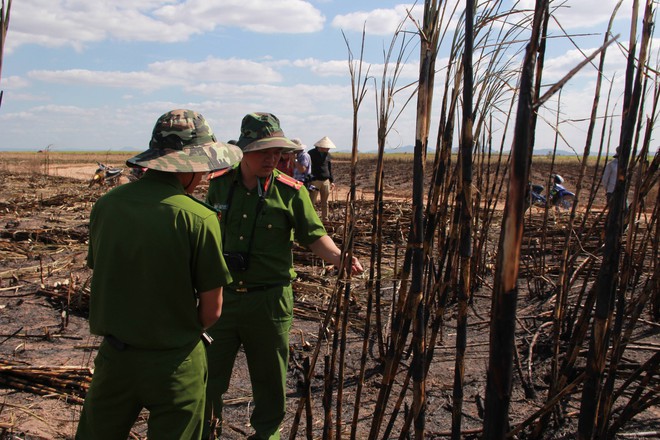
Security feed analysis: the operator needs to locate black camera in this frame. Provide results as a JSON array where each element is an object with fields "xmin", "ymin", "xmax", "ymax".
[{"xmin": 223, "ymin": 251, "xmax": 249, "ymax": 271}]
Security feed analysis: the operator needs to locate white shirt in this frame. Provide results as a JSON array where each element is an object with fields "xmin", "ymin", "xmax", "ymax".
[{"xmin": 601, "ymin": 157, "xmax": 618, "ymax": 194}]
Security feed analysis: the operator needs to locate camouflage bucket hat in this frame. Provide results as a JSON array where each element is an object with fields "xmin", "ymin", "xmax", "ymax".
[
  {"xmin": 237, "ymin": 112, "xmax": 300, "ymax": 153},
  {"xmin": 127, "ymin": 109, "xmax": 243, "ymax": 173}
]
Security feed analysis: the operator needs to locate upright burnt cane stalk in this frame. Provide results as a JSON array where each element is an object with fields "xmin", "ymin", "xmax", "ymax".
[
  {"xmin": 327, "ymin": 29, "xmax": 370, "ymax": 440},
  {"xmin": 423, "ymin": 1, "xmax": 460, "ymax": 318},
  {"xmin": 288, "ymin": 272, "xmax": 345, "ymax": 438},
  {"xmin": 366, "ymin": 2, "xmax": 442, "ymax": 439},
  {"xmin": 424, "ymin": 39, "xmax": 461, "ymax": 308},
  {"xmin": 577, "ymin": 0, "xmax": 651, "ymax": 438},
  {"xmin": 450, "ymin": 0, "xmax": 474, "ymax": 438},
  {"xmin": 461, "ymin": 0, "xmax": 520, "ymax": 303},
  {"xmin": 473, "ymin": 7, "xmax": 536, "ymax": 279},
  {"xmin": 600, "ymin": 207, "xmax": 660, "ymax": 437},
  {"xmin": 410, "ymin": 2, "xmax": 442, "ymax": 438},
  {"xmin": 535, "ymin": 91, "xmax": 612, "ymax": 422},
  {"xmin": 597, "ymin": 10, "xmax": 657, "ymax": 436},
  {"xmin": 482, "ymin": 1, "xmax": 547, "ymax": 438},
  {"xmin": 0, "ymin": 0, "xmax": 12, "ymax": 109},
  {"xmin": 351, "ymin": 21, "xmax": 414, "ymax": 440},
  {"xmin": 288, "ymin": 30, "xmax": 369, "ymax": 439},
  {"xmin": 544, "ymin": 1, "xmax": 621, "ymax": 402}
]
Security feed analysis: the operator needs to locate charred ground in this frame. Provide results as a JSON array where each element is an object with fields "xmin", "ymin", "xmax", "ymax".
[{"xmin": 0, "ymin": 153, "xmax": 657, "ymax": 439}]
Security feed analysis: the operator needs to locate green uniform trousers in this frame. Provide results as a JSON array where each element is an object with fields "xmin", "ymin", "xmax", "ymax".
[
  {"xmin": 76, "ymin": 339, "xmax": 207, "ymax": 440},
  {"xmin": 205, "ymin": 285, "xmax": 293, "ymax": 440}
]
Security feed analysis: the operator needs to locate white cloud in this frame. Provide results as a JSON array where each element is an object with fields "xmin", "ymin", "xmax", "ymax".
[
  {"xmin": 332, "ymin": 4, "xmax": 424, "ymax": 36},
  {"xmin": 154, "ymin": 0, "xmax": 325, "ymax": 33},
  {"xmin": 0, "ymin": 75, "xmax": 31, "ymax": 90},
  {"xmin": 292, "ymin": 57, "xmax": 420, "ymax": 81},
  {"xmin": 147, "ymin": 58, "xmax": 283, "ymax": 83},
  {"xmin": 6, "ymin": 0, "xmax": 325, "ymax": 52},
  {"xmin": 27, "ymin": 69, "xmax": 170, "ymax": 92},
  {"xmin": 542, "ymin": 47, "xmax": 622, "ymax": 83},
  {"xmin": 23, "ymin": 54, "xmax": 415, "ymax": 98},
  {"xmin": 183, "ymin": 83, "xmax": 348, "ymax": 111},
  {"xmin": 24, "ymin": 57, "xmax": 285, "ymax": 93}
]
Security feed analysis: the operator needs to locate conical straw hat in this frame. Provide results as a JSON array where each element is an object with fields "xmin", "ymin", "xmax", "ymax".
[{"xmin": 313, "ymin": 136, "xmax": 336, "ymax": 149}]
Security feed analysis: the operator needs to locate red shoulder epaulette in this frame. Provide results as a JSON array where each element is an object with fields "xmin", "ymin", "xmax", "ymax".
[
  {"xmin": 276, "ymin": 173, "xmax": 303, "ymax": 190},
  {"xmin": 207, "ymin": 167, "xmax": 233, "ymax": 181}
]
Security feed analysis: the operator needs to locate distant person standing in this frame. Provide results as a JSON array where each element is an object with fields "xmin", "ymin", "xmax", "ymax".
[
  {"xmin": 602, "ymin": 146, "xmax": 619, "ymax": 203},
  {"xmin": 309, "ymin": 136, "xmax": 336, "ymax": 221},
  {"xmin": 292, "ymin": 138, "xmax": 312, "ymax": 185}
]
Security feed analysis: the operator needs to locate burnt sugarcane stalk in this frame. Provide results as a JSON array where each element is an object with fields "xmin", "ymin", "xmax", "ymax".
[
  {"xmin": 333, "ymin": 31, "xmax": 368, "ymax": 439},
  {"xmin": 290, "ymin": 31, "xmax": 368, "ymax": 439},
  {"xmin": 409, "ymin": 2, "xmax": 442, "ymax": 438},
  {"xmin": 303, "ymin": 357, "xmax": 314, "ymax": 440},
  {"xmin": 367, "ymin": 3, "xmax": 443, "ymax": 438},
  {"xmin": 352, "ymin": 24, "xmax": 411, "ymax": 440},
  {"xmin": 322, "ymin": 354, "xmax": 333, "ymax": 439},
  {"xmin": 367, "ymin": 243, "xmax": 413, "ymax": 440},
  {"xmin": 0, "ymin": 0, "xmax": 13, "ymax": 109},
  {"xmin": 482, "ymin": 1, "xmax": 547, "ymax": 438},
  {"xmin": 451, "ymin": 0, "xmax": 474, "ymax": 438},
  {"xmin": 598, "ymin": 126, "xmax": 658, "ymax": 436},
  {"xmin": 288, "ymin": 276, "xmax": 343, "ymax": 439},
  {"xmin": 382, "ymin": 369, "xmax": 414, "ymax": 439},
  {"xmin": 577, "ymin": 1, "xmax": 651, "ymax": 438}
]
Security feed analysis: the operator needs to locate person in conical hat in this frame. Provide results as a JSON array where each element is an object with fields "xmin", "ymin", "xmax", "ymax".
[
  {"xmin": 77, "ymin": 109, "xmax": 240, "ymax": 439},
  {"xmin": 309, "ymin": 136, "xmax": 336, "ymax": 221},
  {"xmin": 203, "ymin": 113, "xmax": 363, "ymax": 440}
]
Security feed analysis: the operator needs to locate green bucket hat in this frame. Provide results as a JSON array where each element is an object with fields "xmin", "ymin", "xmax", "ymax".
[
  {"xmin": 237, "ymin": 112, "xmax": 300, "ymax": 153},
  {"xmin": 127, "ymin": 109, "xmax": 243, "ymax": 172}
]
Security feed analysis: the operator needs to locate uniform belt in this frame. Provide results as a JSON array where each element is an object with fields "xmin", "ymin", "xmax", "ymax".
[{"xmin": 232, "ymin": 283, "xmax": 290, "ymax": 293}]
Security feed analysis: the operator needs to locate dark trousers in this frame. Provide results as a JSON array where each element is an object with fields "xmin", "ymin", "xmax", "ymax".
[
  {"xmin": 205, "ymin": 285, "xmax": 293, "ymax": 440},
  {"xmin": 76, "ymin": 339, "xmax": 207, "ymax": 440}
]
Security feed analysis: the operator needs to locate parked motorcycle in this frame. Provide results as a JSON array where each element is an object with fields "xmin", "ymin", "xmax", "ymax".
[
  {"xmin": 89, "ymin": 162, "xmax": 124, "ymax": 187},
  {"xmin": 526, "ymin": 174, "xmax": 575, "ymax": 211}
]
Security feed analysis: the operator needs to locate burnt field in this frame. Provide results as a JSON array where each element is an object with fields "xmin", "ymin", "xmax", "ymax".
[{"xmin": 0, "ymin": 152, "xmax": 658, "ymax": 439}]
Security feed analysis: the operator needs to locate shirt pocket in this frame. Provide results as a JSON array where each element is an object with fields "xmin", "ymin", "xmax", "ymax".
[{"xmin": 255, "ymin": 209, "xmax": 293, "ymax": 244}]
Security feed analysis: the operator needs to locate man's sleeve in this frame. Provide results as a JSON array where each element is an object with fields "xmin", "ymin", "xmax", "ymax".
[{"xmin": 292, "ymin": 189, "xmax": 327, "ymax": 246}]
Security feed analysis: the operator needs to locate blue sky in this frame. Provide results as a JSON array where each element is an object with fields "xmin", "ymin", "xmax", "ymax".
[{"xmin": 0, "ymin": 0, "xmax": 655, "ymax": 155}]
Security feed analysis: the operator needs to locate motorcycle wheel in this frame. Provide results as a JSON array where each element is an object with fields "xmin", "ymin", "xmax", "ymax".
[{"xmin": 557, "ymin": 193, "xmax": 574, "ymax": 210}]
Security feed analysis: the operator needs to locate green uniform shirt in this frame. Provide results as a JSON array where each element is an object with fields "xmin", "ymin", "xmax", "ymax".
[
  {"xmin": 206, "ymin": 166, "xmax": 326, "ymax": 288},
  {"xmin": 87, "ymin": 171, "xmax": 232, "ymax": 350}
]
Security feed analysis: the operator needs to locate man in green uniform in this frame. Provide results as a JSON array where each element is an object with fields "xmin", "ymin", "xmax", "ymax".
[
  {"xmin": 204, "ymin": 113, "xmax": 363, "ymax": 440},
  {"xmin": 76, "ymin": 109, "xmax": 243, "ymax": 440}
]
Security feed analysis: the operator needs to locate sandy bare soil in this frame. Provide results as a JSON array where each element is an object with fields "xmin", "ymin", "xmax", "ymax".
[{"xmin": 0, "ymin": 154, "xmax": 657, "ymax": 439}]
